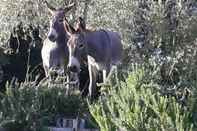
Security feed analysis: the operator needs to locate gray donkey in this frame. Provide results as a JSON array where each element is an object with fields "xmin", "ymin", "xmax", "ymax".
[
  {"xmin": 64, "ymin": 17, "xmax": 123, "ymax": 98},
  {"xmin": 41, "ymin": 1, "xmax": 75, "ymax": 79}
]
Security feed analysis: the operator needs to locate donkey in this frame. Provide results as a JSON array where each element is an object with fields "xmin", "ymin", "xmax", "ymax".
[
  {"xmin": 64, "ymin": 17, "xmax": 123, "ymax": 98},
  {"xmin": 41, "ymin": 1, "xmax": 75, "ymax": 78}
]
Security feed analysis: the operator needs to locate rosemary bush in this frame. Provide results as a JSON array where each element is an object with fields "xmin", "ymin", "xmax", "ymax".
[{"xmin": 89, "ymin": 69, "xmax": 194, "ymax": 131}]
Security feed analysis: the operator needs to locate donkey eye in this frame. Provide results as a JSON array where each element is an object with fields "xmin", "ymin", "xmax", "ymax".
[{"xmin": 79, "ymin": 44, "xmax": 84, "ymax": 49}]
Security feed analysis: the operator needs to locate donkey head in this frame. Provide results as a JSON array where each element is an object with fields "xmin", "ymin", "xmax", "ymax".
[
  {"xmin": 64, "ymin": 17, "xmax": 88, "ymax": 73},
  {"xmin": 45, "ymin": 1, "xmax": 75, "ymax": 42}
]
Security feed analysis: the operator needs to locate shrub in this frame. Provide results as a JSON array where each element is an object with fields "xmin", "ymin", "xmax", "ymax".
[
  {"xmin": 0, "ymin": 81, "xmax": 87, "ymax": 131},
  {"xmin": 89, "ymin": 69, "xmax": 194, "ymax": 131}
]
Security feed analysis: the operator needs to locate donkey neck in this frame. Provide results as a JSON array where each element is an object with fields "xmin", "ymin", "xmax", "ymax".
[
  {"xmin": 85, "ymin": 33, "xmax": 98, "ymax": 58},
  {"xmin": 56, "ymin": 32, "xmax": 67, "ymax": 47}
]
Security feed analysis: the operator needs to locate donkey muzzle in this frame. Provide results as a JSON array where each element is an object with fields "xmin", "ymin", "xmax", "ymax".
[
  {"xmin": 48, "ymin": 35, "xmax": 56, "ymax": 42},
  {"xmin": 67, "ymin": 65, "xmax": 79, "ymax": 73},
  {"xmin": 67, "ymin": 56, "xmax": 80, "ymax": 73}
]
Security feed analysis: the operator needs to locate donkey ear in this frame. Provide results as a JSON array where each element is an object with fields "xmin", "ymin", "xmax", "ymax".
[
  {"xmin": 63, "ymin": 2, "xmax": 75, "ymax": 13},
  {"xmin": 45, "ymin": 0, "xmax": 56, "ymax": 15},
  {"xmin": 64, "ymin": 18, "xmax": 76, "ymax": 36},
  {"xmin": 75, "ymin": 17, "xmax": 86, "ymax": 32}
]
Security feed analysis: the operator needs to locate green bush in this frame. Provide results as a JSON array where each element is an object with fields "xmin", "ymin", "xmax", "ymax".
[
  {"xmin": 89, "ymin": 69, "xmax": 194, "ymax": 131},
  {"xmin": 0, "ymin": 81, "xmax": 87, "ymax": 131}
]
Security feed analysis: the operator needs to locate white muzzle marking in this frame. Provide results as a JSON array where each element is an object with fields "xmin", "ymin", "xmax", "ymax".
[{"xmin": 68, "ymin": 56, "xmax": 80, "ymax": 71}]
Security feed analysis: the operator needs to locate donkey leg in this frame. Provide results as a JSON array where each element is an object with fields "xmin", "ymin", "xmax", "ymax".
[
  {"xmin": 88, "ymin": 65, "xmax": 93, "ymax": 97},
  {"xmin": 103, "ymin": 69, "xmax": 107, "ymax": 83},
  {"xmin": 66, "ymin": 73, "xmax": 70, "ymax": 90},
  {"xmin": 43, "ymin": 64, "xmax": 49, "ymax": 78},
  {"xmin": 100, "ymin": 65, "xmax": 110, "ymax": 85},
  {"xmin": 88, "ymin": 65, "xmax": 98, "ymax": 99}
]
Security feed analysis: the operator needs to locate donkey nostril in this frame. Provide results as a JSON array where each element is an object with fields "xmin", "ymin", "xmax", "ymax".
[
  {"xmin": 48, "ymin": 35, "xmax": 56, "ymax": 42},
  {"xmin": 68, "ymin": 66, "xmax": 78, "ymax": 73}
]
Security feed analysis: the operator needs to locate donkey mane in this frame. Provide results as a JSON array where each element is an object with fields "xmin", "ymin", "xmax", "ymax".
[{"xmin": 74, "ymin": 26, "xmax": 95, "ymax": 33}]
